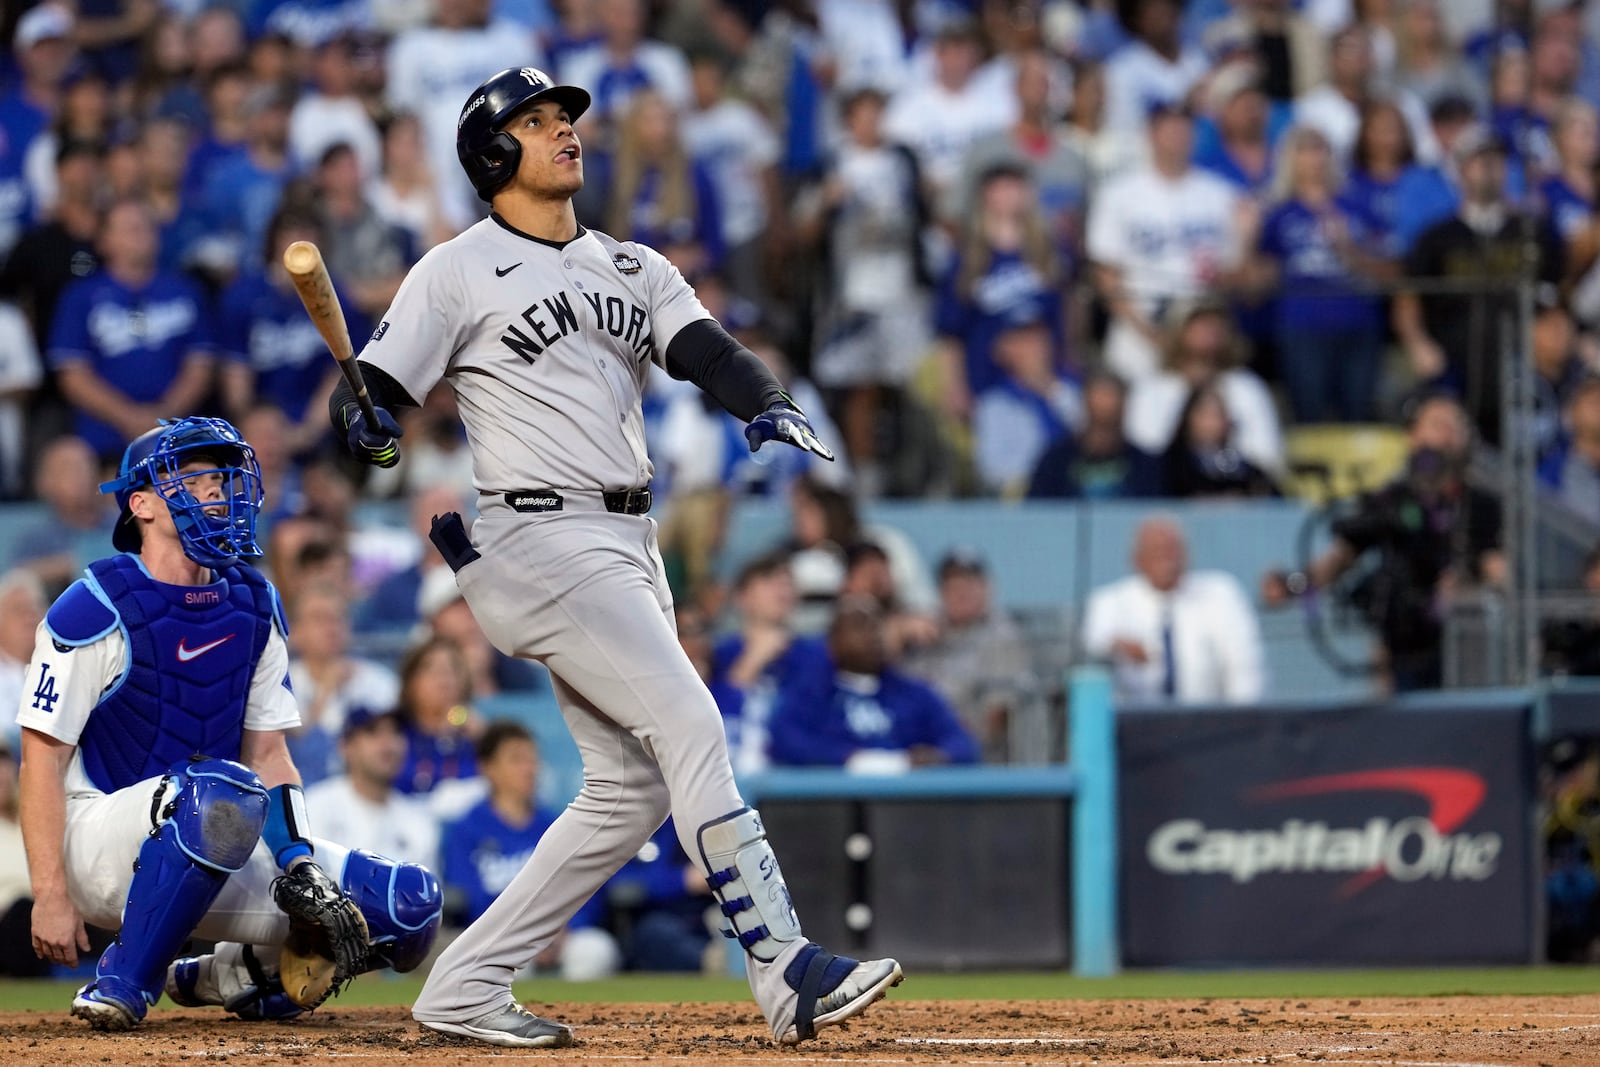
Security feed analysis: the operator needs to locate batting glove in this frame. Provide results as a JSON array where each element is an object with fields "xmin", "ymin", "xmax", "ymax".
[
  {"xmin": 746, "ymin": 398, "xmax": 835, "ymax": 462},
  {"xmin": 342, "ymin": 404, "xmax": 403, "ymax": 468}
]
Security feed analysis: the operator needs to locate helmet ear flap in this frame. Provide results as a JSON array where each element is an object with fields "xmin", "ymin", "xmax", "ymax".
[{"xmin": 474, "ymin": 130, "xmax": 524, "ymax": 201}]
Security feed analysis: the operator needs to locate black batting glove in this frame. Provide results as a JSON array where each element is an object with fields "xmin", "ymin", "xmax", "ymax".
[
  {"xmin": 745, "ymin": 397, "xmax": 835, "ymax": 462},
  {"xmin": 341, "ymin": 404, "xmax": 403, "ymax": 468}
]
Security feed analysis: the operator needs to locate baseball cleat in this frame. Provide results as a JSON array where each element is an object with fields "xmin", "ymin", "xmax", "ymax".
[
  {"xmin": 418, "ymin": 1003, "xmax": 575, "ymax": 1048},
  {"xmin": 71, "ymin": 979, "xmax": 146, "ymax": 1031},
  {"xmin": 778, "ymin": 951, "xmax": 904, "ymax": 1045},
  {"xmin": 165, "ymin": 957, "xmax": 204, "ymax": 1007}
]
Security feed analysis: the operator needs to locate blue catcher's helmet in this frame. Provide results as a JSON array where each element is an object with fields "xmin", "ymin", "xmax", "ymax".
[
  {"xmin": 100, "ymin": 417, "xmax": 265, "ymax": 566},
  {"xmin": 456, "ymin": 66, "xmax": 590, "ymax": 202}
]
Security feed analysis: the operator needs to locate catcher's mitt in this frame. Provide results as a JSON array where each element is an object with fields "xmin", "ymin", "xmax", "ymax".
[{"xmin": 271, "ymin": 860, "xmax": 370, "ymax": 1009}]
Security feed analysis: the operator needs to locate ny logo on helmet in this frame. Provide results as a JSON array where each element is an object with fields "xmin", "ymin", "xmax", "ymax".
[{"xmin": 519, "ymin": 67, "xmax": 550, "ymax": 87}]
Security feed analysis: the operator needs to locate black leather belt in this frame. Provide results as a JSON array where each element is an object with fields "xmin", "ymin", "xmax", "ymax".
[{"xmin": 502, "ymin": 487, "xmax": 653, "ymax": 515}]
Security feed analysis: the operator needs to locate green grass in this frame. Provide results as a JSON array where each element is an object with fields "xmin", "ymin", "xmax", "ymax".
[{"xmin": 5, "ymin": 967, "xmax": 1600, "ymax": 1014}]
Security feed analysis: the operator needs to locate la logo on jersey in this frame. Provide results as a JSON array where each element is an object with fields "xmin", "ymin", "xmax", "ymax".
[{"xmin": 519, "ymin": 67, "xmax": 551, "ymax": 87}]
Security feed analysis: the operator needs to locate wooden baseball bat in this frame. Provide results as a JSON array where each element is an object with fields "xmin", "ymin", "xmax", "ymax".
[{"xmin": 281, "ymin": 239, "xmax": 382, "ymax": 433}]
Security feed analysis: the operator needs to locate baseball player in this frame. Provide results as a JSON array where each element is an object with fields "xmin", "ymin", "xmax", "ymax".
[
  {"xmin": 15, "ymin": 416, "xmax": 442, "ymax": 1030},
  {"xmin": 330, "ymin": 67, "xmax": 903, "ymax": 1048}
]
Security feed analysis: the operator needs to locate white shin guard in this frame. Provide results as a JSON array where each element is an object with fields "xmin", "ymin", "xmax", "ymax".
[{"xmin": 697, "ymin": 807, "xmax": 803, "ymax": 963}]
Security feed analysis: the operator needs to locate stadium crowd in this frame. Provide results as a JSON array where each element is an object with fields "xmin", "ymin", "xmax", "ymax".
[{"xmin": 7, "ymin": 0, "xmax": 1600, "ymax": 973}]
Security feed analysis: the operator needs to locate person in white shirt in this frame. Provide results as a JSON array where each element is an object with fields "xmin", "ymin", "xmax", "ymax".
[
  {"xmin": 1294, "ymin": 23, "xmax": 1437, "ymax": 165},
  {"xmin": 385, "ymin": 0, "xmax": 539, "ymax": 230},
  {"xmin": 0, "ymin": 301, "xmax": 43, "ymax": 498},
  {"xmin": 0, "ymin": 570, "xmax": 47, "ymax": 752},
  {"xmin": 558, "ymin": 0, "xmax": 693, "ymax": 123},
  {"xmin": 1082, "ymin": 516, "xmax": 1266, "ymax": 705},
  {"xmin": 1088, "ymin": 101, "xmax": 1244, "ymax": 382},
  {"xmin": 1102, "ymin": 0, "xmax": 1210, "ymax": 134},
  {"xmin": 289, "ymin": 35, "xmax": 383, "ymax": 180},
  {"xmin": 883, "ymin": 19, "xmax": 1019, "ymax": 203},
  {"xmin": 303, "ymin": 706, "xmax": 440, "ymax": 872}
]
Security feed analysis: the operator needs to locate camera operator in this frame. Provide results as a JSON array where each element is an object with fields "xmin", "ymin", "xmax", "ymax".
[{"xmin": 1262, "ymin": 392, "xmax": 1505, "ymax": 692}]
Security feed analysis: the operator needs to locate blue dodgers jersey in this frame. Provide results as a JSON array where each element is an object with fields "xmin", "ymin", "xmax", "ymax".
[
  {"xmin": 219, "ymin": 271, "xmax": 369, "ymax": 423},
  {"xmin": 442, "ymin": 798, "xmax": 606, "ymax": 926},
  {"xmin": 52, "ymin": 554, "xmax": 277, "ymax": 794}
]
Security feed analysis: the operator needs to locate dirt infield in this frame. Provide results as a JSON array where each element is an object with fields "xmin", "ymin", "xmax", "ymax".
[{"xmin": 3, "ymin": 995, "xmax": 1600, "ymax": 1066}]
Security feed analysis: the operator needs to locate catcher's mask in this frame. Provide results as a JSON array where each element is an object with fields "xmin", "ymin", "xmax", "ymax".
[{"xmin": 101, "ymin": 416, "xmax": 265, "ymax": 567}]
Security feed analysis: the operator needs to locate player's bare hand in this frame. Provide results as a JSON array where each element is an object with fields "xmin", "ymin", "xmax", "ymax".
[
  {"xmin": 746, "ymin": 399, "xmax": 834, "ymax": 461},
  {"xmin": 32, "ymin": 890, "xmax": 90, "ymax": 966}
]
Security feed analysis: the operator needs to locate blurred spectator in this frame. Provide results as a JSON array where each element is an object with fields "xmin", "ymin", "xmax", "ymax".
[
  {"xmin": 1192, "ymin": 60, "xmax": 1281, "ymax": 195},
  {"xmin": 768, "ymin": 595, "xmax": 979, "ymax": 771},
  {"xmin": 1346, "ymin": 99, "xmax": 1420, "ymax": 245},
  {"xmin": 1125, "ymin": 299, "xmax": 1280, "ymax": 471},
  {"xmin": 1390, "ymin": 94, "xmax": 1475, "ymax": 254},
  {"xmin": 603, "ymin": 818, "xmax": 712, "ymax": 973},
  {"xmin": 972, "ymin": 315, "xmax": 1083, "ymax": 497},
  {"xmin": 677, "ymin": 603, "xmax": 752, "ymax": 770},
  {"xmin": 802, "ymin": 86, "xmax": 929, "ymax": 489},
  {"xmin": 252, "ymin": 0, "xmax": 371, "ymax": 48},
  {"xmin": 683, "ymin": 47, "xmax": 780, "ymax": 307},
  {"xmin": 219, "ymin": 209, "xmax": 362, "ymax": 455},
  {"xmin": 0, "ymin": 300, "xmax": 41, "ymax": 497},
  {"xmin": 261, "ymin": 512, "xmax": 336, "ymax": 601},
  {"xmin": 1540, "ymin": 374, "xmax": 1600, "ymax": 525},
  {"xmin": 0, "ymin": 569, "xmax": 47, "ymax": 748},
  {"xmin": 303, "ymin": 706, "xmax": 441, "ymax": 870},
  {"xmin": 75, "ymin": 0, "xmax": 161, "ymax": 85},
  {"xmin": 937, "ymin": 163, "xmax": 1064, "ymax": 420},
  {"xmin": 1487, "ymin": 44, "xmax": 1549, "ymax": 177},
  {"xmin": 308, "ymin": 141, "xmax": 410, "ymax": 316},
  {"xmin": 139, "ymin": 115, "xmax": 215, "ymax": 275},
  {"xmin": 0, "ymin": 738, "xmax": 45, "ymax": 976},
  {"xmin": 1, "ymin": 3, "xmax": 76, "ymax": 259},
  {"xmin": 1061, "ymin": 59, "xmax": 1147, "ymax": 194},
  {"xmin": 604, "ymin": 90, "xmax": 723, "ymax": 277},
  {"xmin": 1084, "ymin": 516, "xmax": 1265, "ymax": 704},
  {"xmin": 367, "ymin": 112, "xmax": 453, "ymax": 254},
  {"xmin": 393, "ymin": 634, "xmax": 485, "ymax": 819},
  {"xmin": 1541, "ymin": 98, "xmax": 1598, "ymax": 252},
  {"xmin": 1, "ymin": 139, "xmax": 101, "ymax": 347},
  {"xmin": 885, "ymin": 18, "xmax": 1016, "ymax": 204},
  {"xmin": 1263, "ymin": 391, "xmax": 1503, "ymax": 692},
  {"xmin": 838, "ymin": 540, "xmax": 940, "ymax": 658},
  {"xmin": 183, "ymin": 62, "xmax": 252, "ymax": 201},
  {"xmin": 356, "ymin": 483, "xmax": 466, "ymax": 634},
  {"xmin": 289, "ymin": 34, "xmax": 382, "ymax": 180},
  {"xmin": 1088, "ymin": 101, "xmax": 1243, "ymax": 383},
  {"xmin": 22, "ymin": 69, "xmax": 111, "ymax": 217},
  {"xmin": 560, "ymin": 0, "xmax": 692, "ymax": 125},
  {"xmin": 189, "ymin": 7, "xmax": 246, "ymax": 86},
  {"xmin": 1396, "ymin": 126, "xmax": 1563, "ymax": 446},
  {"xmin": 1541, "ymin": 546, "xmax": 1600, "ymax": 677},
  {"xmin": 286, "ymin": 586, "xmax": 402, "ymax": 784},
  {"xmin": 1161, "ymin": 381, "xmax": 1280, "ymax": 499},
  {"xmin": 1201, "ymin": 0, "xmax": 1326, "ymax": 103},
  {"xmin": 1028, "ymin": 370, "xmax": 1166, "ymax": 499},
  {"xmin": 1294, "ymin": 24, "xmax": 1435, "ymax": 165},
  {"xmin": 200, "ymin": 82, "xmax": 297, "ymax": 273},
  {"xmin": 783, "ymin": 476, "xmax": 936, "ymax": 620},
  {"xmin": 1528, "ymin": 289, "xmax": 1583, "ymax": 463},
  {"xmin": 129, "ymin": 13, "xmax": 195, "ymax": 123},
  {"xmin": 1542, "ymin": 736, "xmax": 1600, "ymax": 961},
  {"xmin": 237, "ymin": 403, "xmax": 307, "ymax": 521},
  {"xmin": 1393, "ymin": 0, "xmax": 1484, "ymax": 112},
  {"xmin": 900, "ymin": 549, "xmax": 1033, "ymax": 763},
  {"xmin": 48, "ymin": 197, "xmax": 213, "ymax": 460},
  {"xmin": 1102, "ymin": 0, "xmax": 1207, "ymax": 134},
  {"xmin": 417, "ymin": 562, "xmax": 549, "ymax": 696},
  {"xmin": 1253, "ymin": 124, "xmax": 1396, "ymax": 423},
  {"xmin": 955, "ymin": 49, "xmax": 1087, "ymax": 249},
  {"xmin": 8, "ymin": 435, "xmax": 115, "ymax": 588},
  {"xmin": 711, "ymin": 552, "xmax": 830, "ymax": 775}
]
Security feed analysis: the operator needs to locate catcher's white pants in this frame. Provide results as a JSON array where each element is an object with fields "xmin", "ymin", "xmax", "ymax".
[
  {"xmin": 413, "ymin": 504, "xmax": 808, "ymax": 1033},
  {"xmin": 63, "ymin": 778, "xmax": 351, "ymax": 946}
]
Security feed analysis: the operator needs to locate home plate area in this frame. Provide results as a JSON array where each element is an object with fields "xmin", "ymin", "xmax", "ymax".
[{"xmin": 2, "ymin": 996, "xmax": 1598, "ymax": 1065}]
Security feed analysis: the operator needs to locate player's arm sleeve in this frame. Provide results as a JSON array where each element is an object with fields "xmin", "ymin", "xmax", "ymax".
[
  {"xmin": 244, "ymin": 626, "xmax": 302, "ymax": 732},
  {"xmin": 13, "ymin": 623, "xmax": 124, "ymax": 745},
  {"xmin": 663, "ymin": 319, "xmax": 787, "ymax": 421}
]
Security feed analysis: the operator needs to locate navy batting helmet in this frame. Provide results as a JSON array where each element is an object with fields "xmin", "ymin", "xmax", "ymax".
[
  {"xmin": 457, "ymin": 66, "xmax": 591, "ymax": 202},
  {"xmin": 100, "ymin": 417, "xmax": 264, "ymax": 565}
]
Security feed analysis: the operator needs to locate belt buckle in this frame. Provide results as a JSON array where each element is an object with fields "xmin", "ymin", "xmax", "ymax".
[{"xmin": 625, "ymin": 488, "xmax": 650, "ymax": 514}]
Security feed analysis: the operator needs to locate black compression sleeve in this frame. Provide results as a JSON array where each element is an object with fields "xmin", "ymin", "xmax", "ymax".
[
  {"xmin": 327, "ymin": 361, "xmax": 419, "ymax": 430},
  {"xmin": 664, "ymin": 318, "xmax": 787, "ymax": 421}
]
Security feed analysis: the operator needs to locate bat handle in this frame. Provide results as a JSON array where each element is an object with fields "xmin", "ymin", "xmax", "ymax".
[{"xmin": 354, "ymin": 387, "xmax": 383, "ymax": 435}]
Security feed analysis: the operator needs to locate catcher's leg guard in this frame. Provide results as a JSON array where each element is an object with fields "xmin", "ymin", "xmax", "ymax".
[
  {"xmin": 167, "ymin": 943, "xmax": 303, "ymax": 1021},
  {"xmin": 76, "ymin": 758, "xmax": 268, "ymax": 1029},
  {"xmin": 339, "ymin": 848, "xmax": 443, "ymax": 973},
  {"xmin": 696, "ymin": 807, "xmax": 804, "ymax": 963}
]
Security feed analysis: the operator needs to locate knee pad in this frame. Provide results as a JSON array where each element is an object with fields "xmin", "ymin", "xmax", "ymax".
[
  {"xmin": 159, "ymin": 757, "xmax": 270, "ymax": 873},
  {"xmin": 697, "ymin": 807, "xmax": 804, "ymax": 963},
  {"xmin": 339, "ymin": 849, "xmax": 443, "ymax": 973}
]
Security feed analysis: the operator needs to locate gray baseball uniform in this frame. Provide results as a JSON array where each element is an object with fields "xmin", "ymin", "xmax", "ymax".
[{"xmin": 357, "ymin": 217, "xmax": 814, "ymax": 1035}]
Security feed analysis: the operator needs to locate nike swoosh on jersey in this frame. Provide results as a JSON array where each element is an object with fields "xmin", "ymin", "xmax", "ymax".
[
  {"xmin": 495, "ymin": 263, "xmax": 522, "ymax": 277},
  {"xmin": 176, "ymin": 634, "xmax": 236, "ymax": 662}
]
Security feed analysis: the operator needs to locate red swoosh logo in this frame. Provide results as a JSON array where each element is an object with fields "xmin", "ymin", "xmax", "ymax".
[
  {"xmin": 1249, "ymin": 768, "xmax": 1486, "ymax": 896},
  {"xmin": 176, "ymin": 634, "xmax": 235, "ymax": 662}
]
